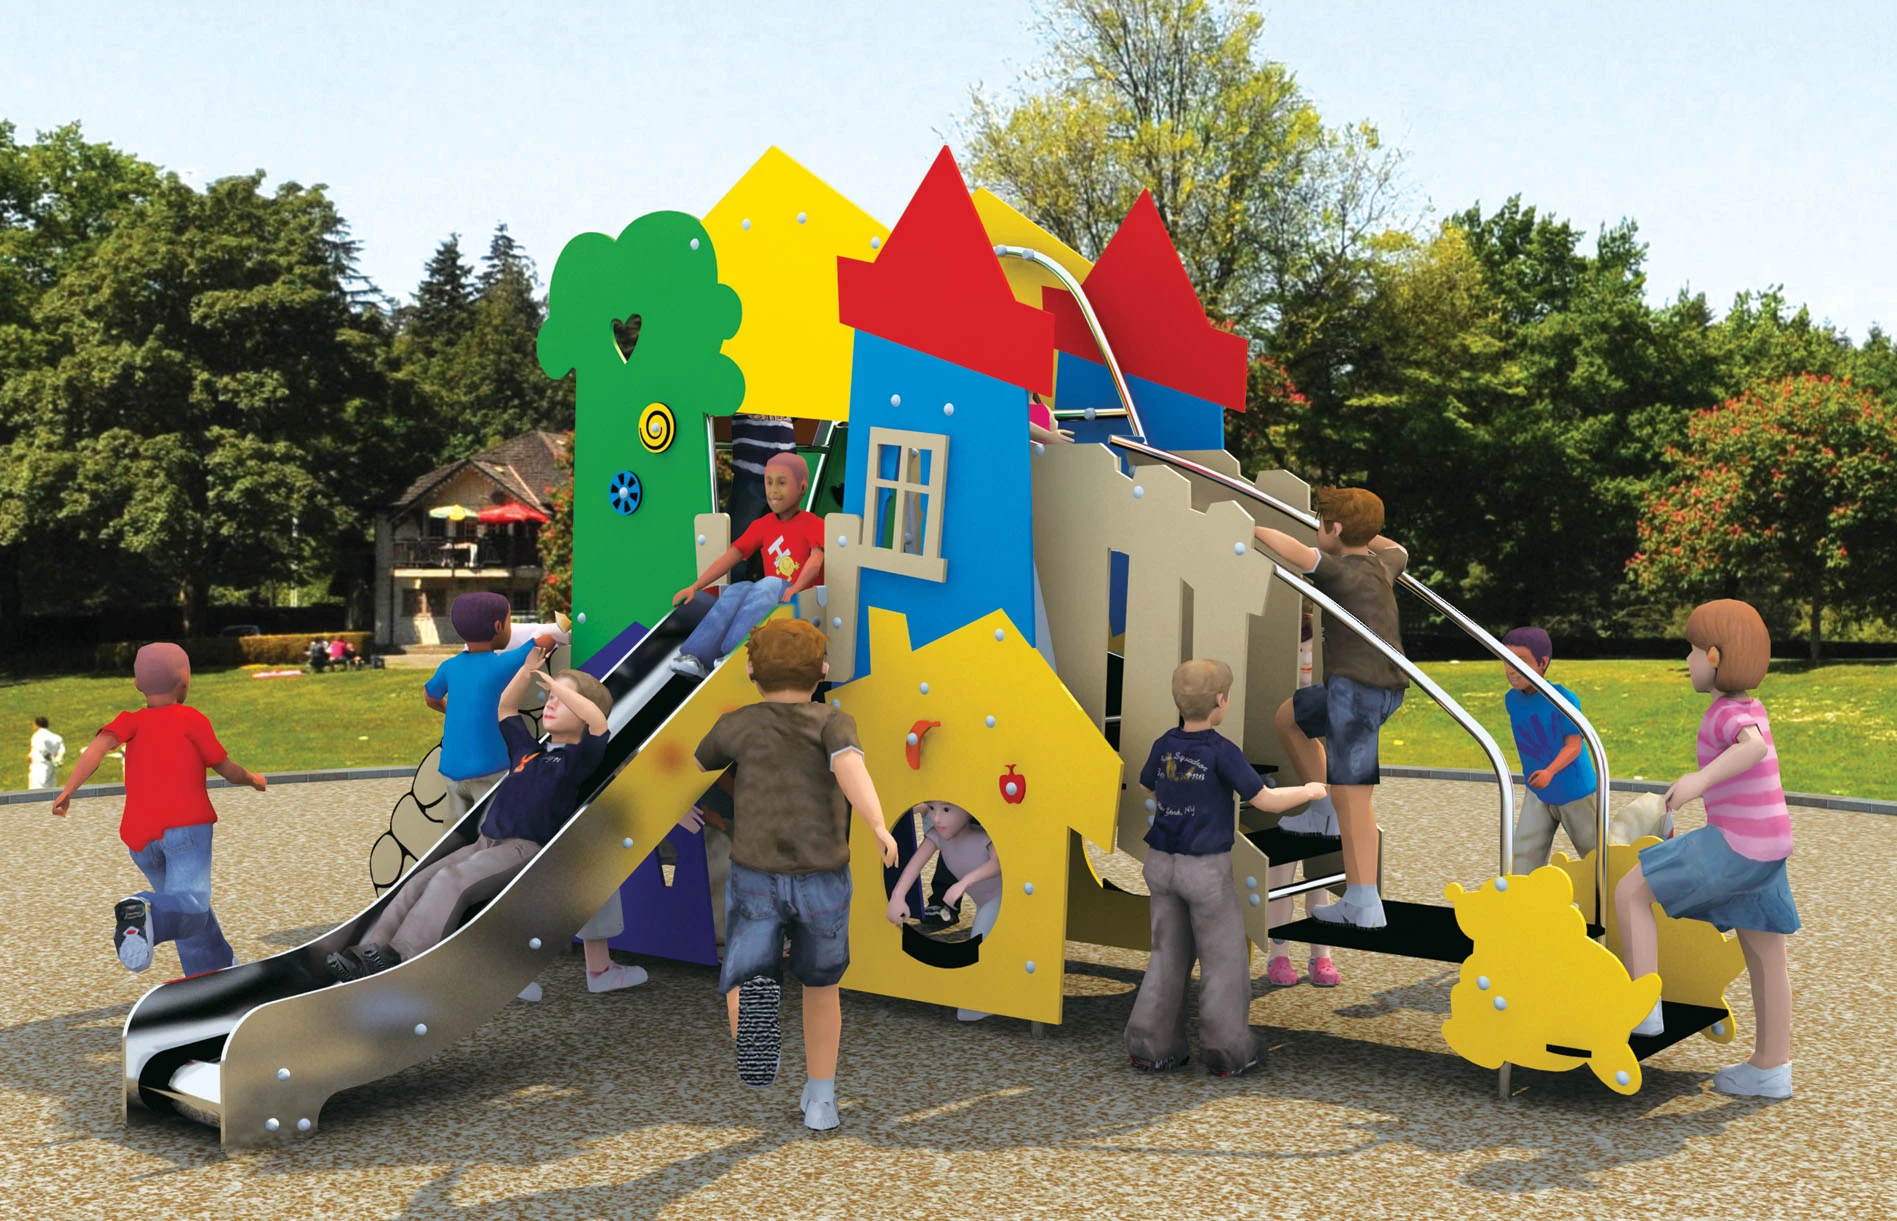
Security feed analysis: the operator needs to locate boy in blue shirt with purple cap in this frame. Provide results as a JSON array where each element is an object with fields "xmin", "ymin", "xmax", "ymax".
[{"xmin": 1501, "ymin": 626, "xmax": 1602, "ymax": 873}]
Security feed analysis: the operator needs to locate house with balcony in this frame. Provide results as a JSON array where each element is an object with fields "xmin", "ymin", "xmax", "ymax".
[{"xmin": 373, "ymin": 430, "xmax": 567, "ymax": 647}]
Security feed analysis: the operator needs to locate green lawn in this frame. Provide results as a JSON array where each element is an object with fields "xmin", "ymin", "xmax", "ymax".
[
  {"xmin": 3, "ymin": 666, "xmax": 442, "ymax": 792},
  {"xmin": 1379, "ymin": 658, "xmax": 1897, "ymax": 802},
  {"xmin": 8, "ymin": 657, "xmax": 1895, "ymax": 802}
]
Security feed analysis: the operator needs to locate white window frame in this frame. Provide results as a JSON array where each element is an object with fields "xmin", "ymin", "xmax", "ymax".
[{"xmin": 861, "ymin": 426, "xmax": 948, "ymax": 582}]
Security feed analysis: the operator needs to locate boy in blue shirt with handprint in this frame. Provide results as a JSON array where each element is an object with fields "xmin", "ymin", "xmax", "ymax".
[{"xmin": 1501, "ymin": 627, "xmax": 1605, "ymax": 873}]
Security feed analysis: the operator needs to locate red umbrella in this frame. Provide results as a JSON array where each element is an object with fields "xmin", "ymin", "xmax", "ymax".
[{"xmin": 477, "ymin": 502, "xmax": 550, "ymax": 524}]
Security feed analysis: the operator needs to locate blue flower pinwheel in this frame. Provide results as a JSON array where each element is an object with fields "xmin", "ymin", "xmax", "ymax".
[{"xmin": 609, "ymin": 470, "xmax": 643, "ymax": 516}]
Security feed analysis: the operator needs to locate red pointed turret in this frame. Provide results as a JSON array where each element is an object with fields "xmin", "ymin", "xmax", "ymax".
[
  {"xmin": 838, "ymin": 147, "xmax": 1054, "ymax": 392},
  {"xmin": 1044, "ymin": 191, "xmax": 1248, "ymax": 412}
]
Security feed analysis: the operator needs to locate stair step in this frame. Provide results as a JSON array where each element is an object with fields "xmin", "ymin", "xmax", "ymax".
[
  {"xmin": 1631, "ymin": 1001, "xmax": 1731, "ymax": 1061},
  {"xmin": 1270, "ymin": 899, "xmax": 1472, "ymax": 962},
  {"xmin": 1244, "ymin": 826, "xmax": 1343, "ymax": 867}
]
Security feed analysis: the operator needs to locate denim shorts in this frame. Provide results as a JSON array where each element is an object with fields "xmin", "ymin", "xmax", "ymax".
[
  {"xmin": 1291, "ymin": 674, "xmax": 1405, "ymax": 785},
  {"xmin": 1639, "ymin": 824, "xmax": 1801, "ymax": 935},
  {"xmin": 719, "ymin": 861, "xmax": 853, "ymax": 991}
]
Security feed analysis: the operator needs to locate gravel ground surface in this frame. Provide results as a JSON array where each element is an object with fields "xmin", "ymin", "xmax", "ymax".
[{"xmin": 3, "ymin": 777, "xmax": 1889, "ymax": 1220}]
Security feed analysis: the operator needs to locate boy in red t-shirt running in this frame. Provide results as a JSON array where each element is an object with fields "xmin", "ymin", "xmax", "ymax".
[
  {"xmin": 669, "ymin": 452, "xmax": 825, "ymax": 678},
  {"xmin": 51, "ymin": 643, "xmax": 267, "ymax": 975}
]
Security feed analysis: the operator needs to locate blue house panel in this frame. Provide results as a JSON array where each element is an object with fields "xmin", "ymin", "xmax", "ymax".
[
  {"xmin": 842, "ymin": 332, "xmax": 1037, "ymax": 678},
  {"xmin": 1052, "ymin": 352, "xmax": 1228, "ymax": 454}
]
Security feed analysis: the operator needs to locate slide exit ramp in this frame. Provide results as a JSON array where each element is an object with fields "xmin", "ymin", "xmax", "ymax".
[{"xmin": 121, "ymin": 599, "xmax": 757, "ymax": 1147}]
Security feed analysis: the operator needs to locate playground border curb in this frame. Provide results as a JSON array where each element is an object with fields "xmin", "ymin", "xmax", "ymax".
[
  {"xmin": 1380, "ymin": 765, "xmax": 1897, "ymax": 817},
  {"xmin": 0, "ymin": 765, "xmax": 415, "ymax": 806}
]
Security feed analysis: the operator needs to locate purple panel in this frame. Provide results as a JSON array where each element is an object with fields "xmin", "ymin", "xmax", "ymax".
[
  {"xmin": 582, "ymin": 821, "xmax": 720, "ymax": 966},
  {"xmin": 579, "ymin": 620, "xmax": 649, "ymax": 680}
]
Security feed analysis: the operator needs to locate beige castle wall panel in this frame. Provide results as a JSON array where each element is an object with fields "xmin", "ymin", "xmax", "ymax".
[
  {"xmin": 1244, "ymin": 468, "xmax": 1316, "ymax": 775},
  {"xmin": 1031, "ymin": 444, "xmax": 1286, "ymax": 860},
  {"xmin": 819, "ymin": 513, "xmax": 865, "ymax": 682},
  {"xmin": 692, "ymin": 513, "xmax": 732, "ymax": 586}
]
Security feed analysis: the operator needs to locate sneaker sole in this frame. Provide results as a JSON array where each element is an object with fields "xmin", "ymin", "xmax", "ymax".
[
  {"xmin": 736, "ymin": 977, "xmax": 782, "ymax": 1088},
  {"xmin": 114, "ymin": 898, "xmax": 152, "ymax": 972}
]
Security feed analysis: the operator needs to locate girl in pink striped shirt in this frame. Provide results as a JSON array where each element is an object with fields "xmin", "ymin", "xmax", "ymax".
[{"xmin": 1615, "ymin": 599, "xmax": 1799, "ymax": 1098}]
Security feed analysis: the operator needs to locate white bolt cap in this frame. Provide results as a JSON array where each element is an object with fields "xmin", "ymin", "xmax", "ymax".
[
  {"xmin": 906, "ymin": 732, "xmax": 919, "ymax": 746},
  {"xmin": 529, "ymin": 938, "xmax": 542, "ymax": 950},
  {"xmin": 1493, "ymin": 997, "xmax": 1508, "ymax": 1011},
  {"xmin": 943, "ymin": 403, "xmax": 954, "ymax": 416},
  {"xmin": 919, "ymin": 682, "xmax": 929, "ymax": 694},
  {"xmin": 297, "ymin": 1117, "xmax": 312, "ymax": 1131},
  {"xmin": 1248, "ymin": 893, "xmax": 1261, "ymax": 906},
  {"xmin": 622, "ymin": 837, "xmax": 634, "ymax": 848},
  {"xmin": 689, "ymin": 237, "xmax": 699, "ymax": 250},
  {"xmin": 985, "ymin": 716, "xmax": 996, "ymax": 728},
  {"xmin": 1133, "ymin": 486, "xmax": 1144, "ymax": 499},
  {"xmin": 414, "ymin": 1023, "xmax": 428, "ymax": 1036},
  {"xmin": 1023, "ymin": 882, "xmax": 1034, "ymax": 895},
  {"xmin": 265, "ymin": 1118, "xmax": 279, "ymax": 1132},
  {"xmin": 1024, "ymin": 961, "xmax": 1036, "ymax": 974},
  {"xmin": 277, "ymin": 1068, "xmax": 290, "ymax": 1081},
  {"xmin": 890, "ymin": 393, "xmax": 901, "ymax": 407}
]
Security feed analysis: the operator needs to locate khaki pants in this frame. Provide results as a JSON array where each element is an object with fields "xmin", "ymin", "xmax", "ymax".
[
  {"xmin": 1512, "ymin": 788, "xmax": 1600, "ymax": 874},
  {"xmin": 445, "ymin": 771, "xmax": 504, "ymax": 826},
  {"xmin": 705, "ymin": 821, "xmax": 732, "ymax": 946},
  {"xmin": 1124, "ymin": 849, "xmax": 1258, "ymax": 1074},
  {"xmin": 365, "ymin": 834, "xmax": 537, "ymax": 960}
]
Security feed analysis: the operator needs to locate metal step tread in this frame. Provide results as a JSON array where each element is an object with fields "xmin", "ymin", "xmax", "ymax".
[
  {"xmin": 1244, "ymin": 825, "xmax": 1343, "ymax": 867},
  {"xmin": 1270, "ymin": 899, "xmax": 1472, "ymax": 962},
  {"xmin": 1631, "ymin": 1002, "xmax": 1731, "ymax": 1061}
]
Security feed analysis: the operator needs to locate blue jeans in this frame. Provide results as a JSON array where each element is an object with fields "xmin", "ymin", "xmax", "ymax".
[
  {"xmin": 680, "ymin": 577, "xmax": 788, "ymax": 664},
  {"xmin": 719, "ymin": 861, "xmax": 852, "ymax": 991},
  {"xmin": 1292, "ymin": 674, "xmax": 1406, "ymax": 785},
  {"xmin": 127, "ymin": 823, "xmax": 235, "ymax": 976}
]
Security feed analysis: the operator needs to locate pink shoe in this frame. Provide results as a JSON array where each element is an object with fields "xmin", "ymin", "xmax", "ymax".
[
  {"xmin": 1308, "ymin": 956, "xmax": 1341, "ymax": 987},
  {"xmin": 1266, "ymin": 955, "xmax": 1299, "ymax": 986}
]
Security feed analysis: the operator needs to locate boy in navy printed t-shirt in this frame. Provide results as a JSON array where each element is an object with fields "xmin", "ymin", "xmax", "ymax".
[{"xmin": 1124, "ymin": 659, "xmax": 1327, "ymax": 1077}]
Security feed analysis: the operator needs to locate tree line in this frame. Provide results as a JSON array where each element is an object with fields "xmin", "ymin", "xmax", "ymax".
[
  {"xmin": 0, "ymin": 120, "xmax": 570, "ymax": 642},
  {"xmin": 6, "ymin": 1, "xmax": 1895, "ymax": 659},
  {"xmin": 967, "ymin": 0, "xmax": 1897, "ymax": 659}
]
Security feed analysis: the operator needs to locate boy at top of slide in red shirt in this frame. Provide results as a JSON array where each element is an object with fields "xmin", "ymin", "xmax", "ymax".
[
  {"xmin": 51, "ymin": 643, "xmax": 268, "ymax": 975},
  {"xmin": 668, "ymin": 452, "xmax": 824, "ymax": 679}
]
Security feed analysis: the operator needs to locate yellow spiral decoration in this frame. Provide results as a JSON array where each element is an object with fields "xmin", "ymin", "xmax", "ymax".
[{"xmin": 639, "ymin": 401, "xmax": 676, "ymax": 454}]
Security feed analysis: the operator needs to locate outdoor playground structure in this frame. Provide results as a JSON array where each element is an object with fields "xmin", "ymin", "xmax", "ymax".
[{"xmin": 119, "ymin": 146, "xmax": 1747, "ymax": 1146}]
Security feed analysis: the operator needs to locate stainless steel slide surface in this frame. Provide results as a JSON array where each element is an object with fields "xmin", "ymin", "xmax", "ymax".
[{"xmin": 121, "ymin": 598, "xmax": 738, "ymax": 1146}]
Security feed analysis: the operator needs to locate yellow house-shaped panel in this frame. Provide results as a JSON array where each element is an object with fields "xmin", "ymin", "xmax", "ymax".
[
  {"xmin": 835, "ymin": 608, "xmax": 1122, "ymax": 1024},
  {"xmin": 705, "ymin": 147, "xmax": 889, "ymax": 421}
]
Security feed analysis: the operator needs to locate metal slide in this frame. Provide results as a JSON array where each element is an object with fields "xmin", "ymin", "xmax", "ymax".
[{"xmin": 122, "ymin": 599, "xmax": 726, "ymax": 1147}]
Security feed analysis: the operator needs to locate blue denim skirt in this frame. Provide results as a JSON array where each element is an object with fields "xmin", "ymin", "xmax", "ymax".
[{"xmin": 1639, "ymin": 824, "xmax": 1800, "ymax": 935}]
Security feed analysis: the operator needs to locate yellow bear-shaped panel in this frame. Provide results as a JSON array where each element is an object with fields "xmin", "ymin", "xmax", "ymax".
[{"xmin": 1443, "ymin": 867, "xmax": 1660, "ymax": 1095}]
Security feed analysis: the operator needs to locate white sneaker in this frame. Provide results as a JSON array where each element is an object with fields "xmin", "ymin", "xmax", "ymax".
[
  {"xmin": 803, "ymin": 1097, "xmax": 840, "ymax": 1131},
  {"xmin": 956, "ymin": 1008, "xmax": 991, "ymax": 1022},
  {"xmin": 1311, "ymin": 888, "xmax": 1386, "ymax": 928},
  {"xmin": 668, "ymin": 654, "xmax": 710, "ymax": 678},
  {"xmin": 1277, "ymin": 799, "xmax": 1339, "ymax": 837},
  {"xmin": 586, "ymin": 963, "xmax": 648, "ymax": 993},
  {"xmin": 516, "ymin": 981, "xmax": 543, "ymax": 1002},
  {"xmin": 1631, "ymin": 999, "xmax": 1665, "ymax": 1038},
  {"xmin": 1713, "ymin": 1060, "xmax": 1791, "ymax": 1098}
]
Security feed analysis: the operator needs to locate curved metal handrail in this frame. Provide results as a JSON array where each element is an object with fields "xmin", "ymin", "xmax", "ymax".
[
  {"xmin": 993, "ymin": 244, "xmax": 1149, "ymax": 442},
  {"xmin": 1269, "ymin": 564, "xmax": 1515, "ymax": 877},
  {"xmin": 1113, "ymin": 435, "xmax": 1613, "ymax": 923}
]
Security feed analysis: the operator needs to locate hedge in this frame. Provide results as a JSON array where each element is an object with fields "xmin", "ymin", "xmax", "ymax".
[{"xmin": 93, "ymin": 632, "xmax": 374, "ymax": 672}]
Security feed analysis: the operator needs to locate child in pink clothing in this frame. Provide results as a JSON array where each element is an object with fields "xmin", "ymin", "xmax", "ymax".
[{"xmin": 1615, "ymin": 600, "xmax": 1798, "ymax": 1098}]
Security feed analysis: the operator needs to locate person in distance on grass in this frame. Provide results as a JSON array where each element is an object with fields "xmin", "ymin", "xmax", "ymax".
[
  {"xmin": 1617, "ymin": 599, "xmax": 1799, "ymax": 1098},
  {"xmin": 1125, "ymin": 659, "xmax": 1328, "ymax": 1078},
  {"xmin": 692, "ymin": 618, "xmax": 898, "ymax": 1132},
  {"xmin": 330, "ymin": 642, "xmax": 612, "ymax": 981},
  {"xmin": 1252, "ymin": 487, "xmax": 1408, "ymax": 930},
  {"xmin": 50, "ymin": 643, "xmax": 267, "ymax": 976},
  {"xmin": 1499, "ymin": 626, "xmax": 1615, "ymax": 873},
  {"xmin": 28, "ymin": 715, "xmax": 65, "ymax": 790}
]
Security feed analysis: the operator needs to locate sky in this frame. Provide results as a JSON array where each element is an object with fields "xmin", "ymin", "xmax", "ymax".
[{"xmin": 4, "ymin": 1, "xmax": 1893, "ymax": 337}]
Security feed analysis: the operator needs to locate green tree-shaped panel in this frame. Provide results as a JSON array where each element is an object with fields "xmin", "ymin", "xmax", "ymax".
[{"xmin": 539, "ymin": 212, "xmax": 744, "ymax": 662}]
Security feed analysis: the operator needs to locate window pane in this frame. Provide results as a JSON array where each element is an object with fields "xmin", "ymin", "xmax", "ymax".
[
  {"xmin": 878, "ymin": 443, "xmax": 902, "ymax": 481},
  {"xmin": 874, "ymin": 485, "xmax": 898, "ymax": 549},
  {"xmin": 905, "ymin": 492, "xmax": 929, "ymax": 555}
]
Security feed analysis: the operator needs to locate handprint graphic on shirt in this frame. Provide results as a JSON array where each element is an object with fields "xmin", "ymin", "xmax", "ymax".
[{"xmin": 1516, "ymin": 714, "xmax": 1567, "ymax": 781}]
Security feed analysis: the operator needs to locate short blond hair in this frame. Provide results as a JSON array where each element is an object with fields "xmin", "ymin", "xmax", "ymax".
[
  {"xmin": 1685, "ymin": 599, "xmax": 1770, "ymax": 693},
  {"xmin": 1172, "ymin": 659, "xmax": 1233, "ymax": 720},
  {"xmin": 551, "ymin": 669, "xmax": 612, "ymax": 719}
]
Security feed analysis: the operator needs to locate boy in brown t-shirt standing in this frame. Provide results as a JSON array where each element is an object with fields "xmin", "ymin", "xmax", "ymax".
[
  {"xmin": 692, "ymin": 618, "xmax": 898, "ymax": 1132},
  {"xmin": 1254, "ymin": 488, "xmax": 1409, "ymax": 929}
]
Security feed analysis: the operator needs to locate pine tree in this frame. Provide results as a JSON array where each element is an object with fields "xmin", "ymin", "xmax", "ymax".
[{"xmin": 409, "ymin": 234, "xmax": 475, "ymax": 356}]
